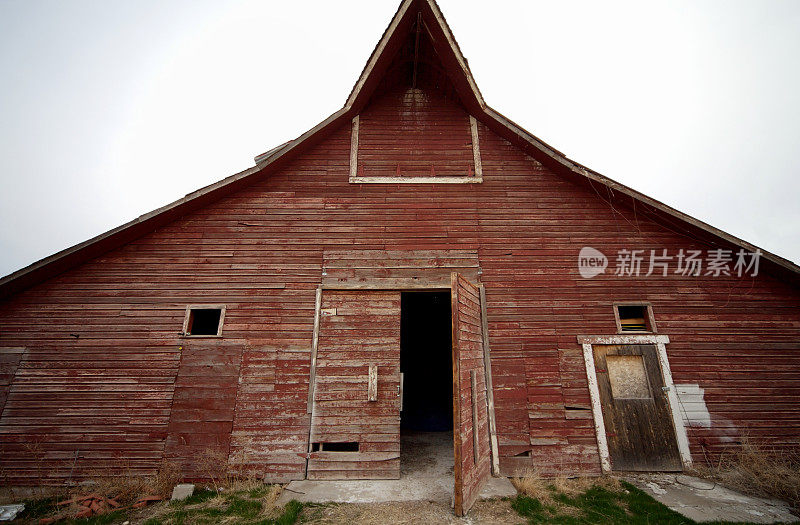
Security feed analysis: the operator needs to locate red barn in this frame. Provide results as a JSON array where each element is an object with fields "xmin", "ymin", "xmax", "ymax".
[{"xmin": 1, "ymin": 0, "xmax": 799, "ymax": 516}]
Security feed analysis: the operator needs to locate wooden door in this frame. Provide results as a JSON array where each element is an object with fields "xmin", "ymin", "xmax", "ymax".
[
  {"xmin": 593, "ymin": 344, "xmax": 682, "ymax": 471},
  {"xmin": 307, "ymin": 290, "xmax": 402, "ymax": 480},
  {"xmin": 451, "ymin": 273, "xmax": 492, "ymax": 516}
]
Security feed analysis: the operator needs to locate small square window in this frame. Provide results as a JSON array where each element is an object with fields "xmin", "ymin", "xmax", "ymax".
[
  {"xmin": 183, "ymin": 305, "xmax": 225, "ymax": 337},
  {"xmin": 614, "ymin": 303, "xmax": 656, "ymax": 333}
]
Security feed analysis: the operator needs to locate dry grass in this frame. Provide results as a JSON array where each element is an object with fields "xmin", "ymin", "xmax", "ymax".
[
  {"xmin": 197, "ymin": 447, "xmax": 231, "ymax": 492},
  {"xmin": 300, "ymin": 500, "xmax": 525, "ymax": 525},
  {"xmin": 8, "ymin": 443, "xmax": 285, "ymax": 523},
  {"xmin": 692, "ymin": 438, "xmax": 800, "ymax": 510},
  {"xmin": 74, "ymin": 459, "xmax": 182, "ymax": 506},
  {"xmin": 256, "ymin": 484, "xmax": 284, "ymax": 518},
  {"xmin": 511, "ymin": 468, "xmax": 621, "ymax": 517},
  {"xmin": 133, "ymin": 483, "xmax": 289, "ymax": 525},
  {"xmin": 512, "ymin": 468, "xmax": 620, "ymax": 500},
  {"xmin": 511, "ymin": 468, "xmax": 553, "ymax": 502}
]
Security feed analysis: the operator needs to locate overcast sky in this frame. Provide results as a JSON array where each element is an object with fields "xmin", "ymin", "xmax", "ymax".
[{"xmin": 1, "ymin": 0, "xmax": 798, "ymax": 278}]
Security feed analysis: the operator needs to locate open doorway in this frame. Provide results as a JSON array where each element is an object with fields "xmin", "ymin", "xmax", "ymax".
[{"xmin": 400, "ymin": 291, "xmax": 453, "ymax": 479}]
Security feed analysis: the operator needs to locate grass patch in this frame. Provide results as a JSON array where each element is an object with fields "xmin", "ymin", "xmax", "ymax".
[
  {"xmin": 511, "ymin": 474, "xmax": 696, "ymax": 524},
  {"xmin": 179, "ymin": 487, "xmax": 219, "ymax": 506},
  {"xmin": 273, "ymin": 500, "xmax": 304, "ymax": 525},
  {"xmin": 249, "ymin": 485, "xmax": 272, "ymax": 499},
  {"xmin": 16, "ymin": 495, "xmax": 60, "ymax": 521},
  {"xmin": 225, "ymin": 496, "xmax": 263, "ymax": 519},
  {"xmin": 149, "ymin": 486, "xmax": 300, "ymax": 525}
]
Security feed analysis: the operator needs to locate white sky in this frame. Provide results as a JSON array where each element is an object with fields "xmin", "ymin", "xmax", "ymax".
[{"xmin": 1, "ymin": 0, "xmax": 798, "ymax": 278}]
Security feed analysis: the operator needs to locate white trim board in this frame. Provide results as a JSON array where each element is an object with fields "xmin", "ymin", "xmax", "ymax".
[
  {"xmin": 577, "ymin": 334, "xmax": 692, "ymax": 472},
  {"xmin": 349, "ymin": 176, "xmax": 482, "ymax": 184},
  {"xmin": 347, "ymin": 111, "xmax": 484, "ymax": 184}
]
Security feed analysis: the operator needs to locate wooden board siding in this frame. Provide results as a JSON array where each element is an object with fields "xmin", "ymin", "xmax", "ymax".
[
  {"xmin": 0, "ymin": 342, "xmax": 180, "ymax": 484},
  {"xmin": 356, "ymin": 88, "xmax": 475, "ymax": 181},
  {"xmin": 307, "ymin": 291, "xmax": 401, "ymax": 479},
  {"xmin": 229, "ymin": 343, "xmax": 311, "ymax": 482},
  {"xmin": 492, "ymin": 355, "xmax": 531, "ymax": 470},
  {"xmin": 0, "ymin": 348, "xmax": 24, "ymax": 416},
  {"xmin": 0, "ymin": 84, "xmax": 798, "ymax": 483},
  {"xmin": 452, "ymin": 274, "xmax": 491, "ymax": 516},
  {"xmin": 164, "ymin": 341, "xmax": 243, "ymax": 480},
  {"xmin": 322, "ymin": 249, "xmax": 479, "ymax": 289}
]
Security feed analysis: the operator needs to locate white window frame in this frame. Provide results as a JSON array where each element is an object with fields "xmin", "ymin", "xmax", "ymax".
[
  {"xmin": 182, "ymin": 304, "xmax": 226, "ymax": 338},
  {"xmin": 613, "ymin": 302, "xmax": 657, "ymax": 334}
]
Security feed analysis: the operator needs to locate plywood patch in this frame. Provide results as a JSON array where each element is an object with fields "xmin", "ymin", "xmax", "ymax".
[
  {"xmin": 606, "ymin": 355, "xmax": 651, "ymax": 399},
  {"xmin": 0, "ymin": 348, "xmax": 24, "ymax": 415},
  {"xmin": 164, "ymin": 341, "xmax": 244, "ymax": 480}
]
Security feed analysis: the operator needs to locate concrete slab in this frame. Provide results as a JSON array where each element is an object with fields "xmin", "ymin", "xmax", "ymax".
[
  {"xmin": 0, "ymin": 504, "xmax": 25, "ymax": 521},
  {"xmin": 279, "ymin": 431, "xmax": 453, "ymax": 505},
  {"xmin": 625, "ymin": 473, "xmax": 797, "ymax": 524},
  {"xmin": 170, "ymin": 483, "xmax": 195, "ymax": 502},
  {"xmin": 478, "ymin": 477, "xmax": 517, "ymax": 500},
  {"xmin": 277, "ymin": 431, "xmax": 517, "ymax": 506}
]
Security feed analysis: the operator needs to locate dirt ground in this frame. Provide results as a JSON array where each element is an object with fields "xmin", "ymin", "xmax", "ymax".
[{"xmin": 297, "ymin": 499, "xmax": 525, "ymax": 525}]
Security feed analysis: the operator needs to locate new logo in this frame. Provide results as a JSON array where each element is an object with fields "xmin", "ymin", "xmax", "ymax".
[{"xmin": 579, "ymin": 247, "xmax": 608, "ymax": 278}]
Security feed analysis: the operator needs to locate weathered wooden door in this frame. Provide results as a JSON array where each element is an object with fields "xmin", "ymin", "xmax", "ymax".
[
  {"xmin": 451, "ymin": 273, "xmax": 492, "ymax": 516},
  {"xmin": 593, "ymin": 344, "xmax": 682, "ymax": 471},
  {"xmin": 307, "ymin": 290, "xmax": 402, "ymax": 479}
]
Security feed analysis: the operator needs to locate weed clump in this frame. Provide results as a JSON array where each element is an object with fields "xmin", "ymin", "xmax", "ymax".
[{"xmin": 693, "ymin": 437, "xmax": 800, "ymax": 511}]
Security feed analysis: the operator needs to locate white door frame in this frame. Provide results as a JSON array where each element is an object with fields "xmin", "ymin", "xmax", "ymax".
[{"xmin": 577, "ymin": 334, "xmax": 692, "ymax": 472}]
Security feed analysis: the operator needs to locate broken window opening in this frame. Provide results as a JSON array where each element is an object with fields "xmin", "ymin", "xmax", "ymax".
[
  {"xmin": 615, "ymin": 304, "xmax": 655, "ymax": 333},
  {"xmin": 311, "ymin": 442, "xmax": 359, "ymax": 452},
  {"xmin": 183, "ymin": 306, "xmax": 225, "ymax": 337}
]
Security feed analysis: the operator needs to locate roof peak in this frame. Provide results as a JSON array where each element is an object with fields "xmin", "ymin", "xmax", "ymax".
[{"xmin": 344, "ymin": 0, "xmax": 484, "ymax": 115}]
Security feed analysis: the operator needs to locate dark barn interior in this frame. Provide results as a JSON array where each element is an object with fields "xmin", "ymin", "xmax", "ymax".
[{"xmin": 400, "ymin": 291, "xmax": 453, "ymax": 432}]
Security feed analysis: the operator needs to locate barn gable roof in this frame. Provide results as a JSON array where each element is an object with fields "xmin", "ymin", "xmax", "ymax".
[{"xmin": 1, "ymin": 0, "xmax": 798, "ymax": 299}]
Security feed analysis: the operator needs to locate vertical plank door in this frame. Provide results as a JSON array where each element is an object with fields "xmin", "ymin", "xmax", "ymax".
[
  {"xmin": 307, "ymin": 290, "xmax": 402, "ymax": 479},
  {"xmin": 451, "ymin": 273, "xmax": 492, "ymax": 516},
  {"xmin": 593, "ymin": 344, "xmax": 682, "ymax": 471}
]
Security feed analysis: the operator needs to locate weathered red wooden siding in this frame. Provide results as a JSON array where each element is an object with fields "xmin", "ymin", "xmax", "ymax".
[
  {"xmin": 308, "ymin": 291, "xmax": 401, "ymax": 480},
  {"xmin": 452, "ymin": 274, "xmax": 491, "ymax": 515},
  {"xmin": 0, "ymin": 343, "xmax": 179, "ymax": 483},
  {"xmin": 0, "ymin": 349, "xmax": 23, "ymax": 416},
  {"xmin": 358, "ymin": 88, "xmax": 475, "ymax": 178},
  {"xmin": 164, "ymin": 341, "xmax": 243, "ymax": 480},
  {"xmin": 0, "ymin": 86, "xmax": 799, "ymax": 483}
]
